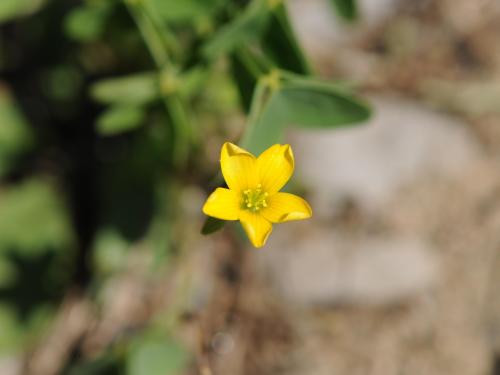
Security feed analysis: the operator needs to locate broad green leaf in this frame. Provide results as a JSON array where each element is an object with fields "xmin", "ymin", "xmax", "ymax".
[
  {"xmin": 0, "ymin": 179, "xmax": 73, "ymax": 256},
  {"xmin": 261, "ymin": 3, "xmax": 311, "ymax": 74},
  {"xmin": 0, "ymin": 90, "xmax": 33, "ymax": 177},
  {"xmin": 127, "ymin": 336, "xmax": 189, "ymax": 375},
  {"xmin": 0, "ymin": 0, "xmax": 46, "ymax": 24},
  {"xmin": 202, "ymin": 0, "xmax": 270, "ymax": 60},
  {"xmin": 96, "ymin": 106, "xmax": 146, "ymax": 136},
  {"xmin": 240, "ymin": 89, "xmax": 286, "ymax": 155},
  {"xmin": 64, "ymin": 3, "xmax": 112, "ymax": 42},
  {"xmin": 229, "ymin": 47, "xmax": 270, "ymax": 112},
  {"xmin": 279, "ymin": 78, "xmax": 371, "ymax": 128},
  {"xmin": 90, "ymin": 73, "xmax": 160, "ymax": 105},
  {"xmin": 329, "ymin": 0, "xmax": 358, "ymax": 21},
  {"xmin": 279, "ymin": 70, "xmax": 358, "ymax": 92},
  {"xmin": 242, "ymin": 75, "xmax": 371, "ymax": 155},
  {"xmin": 201, "ymin": 216, "xmax": 226, "ymax": 235},
  {"xmin": 230, "ymin": 53, "xmax": 258, "ymax": 112}
]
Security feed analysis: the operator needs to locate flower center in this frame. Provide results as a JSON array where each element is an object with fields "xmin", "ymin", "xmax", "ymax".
[{"xmin": 242, "ymin": 184, "xmax": 268, "ymax": 212}]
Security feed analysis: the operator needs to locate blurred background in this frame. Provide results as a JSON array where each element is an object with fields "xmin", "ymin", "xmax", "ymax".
[{"xmin": 1, "ymin": 0, "xmax": 500, "ymax": 374}]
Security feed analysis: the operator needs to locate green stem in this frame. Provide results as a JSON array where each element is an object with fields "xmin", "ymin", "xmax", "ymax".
[
  {"xmin": 240, "ymin": 79, "xmax": 268, "ymax": 148},
  {"xmin": 165, "ymin": 95, "xmax": 192, "ymax": 165},
  {"xmin": 125, "ymin": 0, "xmax": 194, "ymax": 166},
  {"xmin": 235, "ymin": 47, "xmax": 268, "ymax": 79},
  {"xmin": 145, "ymin": 4, "xmax": 182, "ymax": 61},
  {"xmin": 126, "ymin": 2, "xmax": 169, "ymax": 67}
]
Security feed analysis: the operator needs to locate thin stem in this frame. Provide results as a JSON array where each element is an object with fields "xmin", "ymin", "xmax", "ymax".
[
  {"xmin": 165, "ymin": 94, "xmax": 192, "ymax": 165},
  {"xmin": 125, "ymin": 0, "xmax": 194, "ymax": 166},
  {"xmin": 235, "ymin": 47, "xmax": 267, "ymax": 79},
  {"xmin": 145, "ymin": 3, "xmax": 182, "ymax": 61},
  {"xmin": 240, "ymin": 79, "xmax": 268, "ymax": 148},
  {"xmin": 126, "ymin": 2, "xmax": 169, "ymax": 67}
]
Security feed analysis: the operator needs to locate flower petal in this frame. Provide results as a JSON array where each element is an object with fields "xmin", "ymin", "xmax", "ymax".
[
  {"xmin": 239, "ymin": 211, "xmax": 273, "ymax": 248},
  {"xmin": 220, "ymin": 142, "xmax": 258, "ymax": 192},
  {"xmin": 202, "ymin": 188, "xmax": 240, "ymax": 220},
  {"xmin": 261, "ymin": 192, "xmax": 312, "ymax": 223},
  {"xmin": 257, "ymin": 144, "xmax": 294, "ymax": 194}
]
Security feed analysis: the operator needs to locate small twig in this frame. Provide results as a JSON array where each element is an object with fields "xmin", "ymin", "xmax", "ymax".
[{"xmin": 23, "ymin": 292, "xmax": 93, "ymax": 375}]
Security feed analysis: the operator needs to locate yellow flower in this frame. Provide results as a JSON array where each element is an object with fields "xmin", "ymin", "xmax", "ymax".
[{"xmin": 202, "ymin": 142, "xmax": 312, "ymax": 248}]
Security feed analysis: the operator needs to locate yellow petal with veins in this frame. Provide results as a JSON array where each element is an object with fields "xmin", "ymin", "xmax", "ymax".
[
  {"xmin": 220, "ymin": 142, "xmax": 258, "ymax": 193},
  {"xmin": 261, "ymin": 192, "xmax": 312, "ymax": 223},
  {"xmin": 202, "ymin": 188, "xmax": 240, "ymax": 220},
  {"xmin": 257, "ymin": 144, "xmax": 294, "ymax": 194},
  {"xmin": 239, "ymin": 211, "xmax": 273, "ymax": 248}
]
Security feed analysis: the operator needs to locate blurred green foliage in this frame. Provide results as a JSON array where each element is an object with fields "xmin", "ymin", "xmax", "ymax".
[
  {"xmin": 0, "ymin": 90, "xmax": 33, "ymax": 177},
  {"xmin": 241, "ymin": 71, "xmax": 370, "ymax": 154},
  {"xmin": 0, "ymin": 0, "xmax": 367, "ymax": 372},
  {"xmin": 330, "ymin": 0, "xmax": 359, "ymax": 22},
  {"xmin": 0, "ymin": 179, "xmax": 74, "ymax": 253},
  {"xmin": 127, "ymin": 335, "xmax": 189, "ymax": 375},
  {"xmin": 91, "ymin": 73, "xmax": 160, "ymax": 106},
  {"xmin": 0, "ymin": 0, "xmax": 47, "ymax": 23},
  {"xmin": 0, "ymin": 178, "xmax": 73, "ymax": 354}
]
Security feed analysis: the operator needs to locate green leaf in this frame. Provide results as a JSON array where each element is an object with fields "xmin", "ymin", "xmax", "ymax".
[
  {"xmin": 127, "ymin": 337, "xmax": 189, "ymax": 375},
  {"xmin": 202, "ymin": 0, "xmax": 270, "ymax": 60},
  {"xmin": 0, "ymin": 0, "xmax": 46, "ymax": 24},
  {"xmin": 64, "ymin": 3, "xmax": 112, "ymax": 42},
  {"xmin": 90, "ymin": 73, "xmax": 160, "ymax": 105},
  {"xmin": 230, "ymin": 51, "xmax": 261, "ymax": 112},
  {"xmin": 241, "ymin": 86, "xmax": 286, "ymax": 155},
  {"xmin": 242, "ymin": 75, "xmax": 371, "ymax": 154},
  {"xmin": 261, "ymin": 3, "xmax": 311, "ymax": 74},
  {"xmin": 279, "ymin": 78, "xmax": 371, "ymax": 128},
  {"xmin": 201, "ymin": 216, "xmax": 226, "ymax": 235},
  {"xmin": 0, "ymin": 179, "xmax": 73, "ymax": 255},
  {"xmin": 96, "ymin": 106, "xmax": 146, "ymax": 136},
  {"xmin": 279, "ymin": 70, "xmax": 358, "ymax": 93},
  {"xmin": 0, "ymin": 90, "xmax": 33, "ymax": 177},
  {"xmin": 329, "ymin": 0, "xmax": 358, "ymax": 21}
]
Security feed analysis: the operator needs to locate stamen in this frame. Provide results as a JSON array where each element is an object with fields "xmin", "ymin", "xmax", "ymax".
[{"xmin": 241, "ymin": 185, "xmax": 269, "ymax": 212}]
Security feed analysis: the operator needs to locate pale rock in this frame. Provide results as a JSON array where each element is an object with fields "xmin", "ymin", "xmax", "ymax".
[
  {"xmin": 289, "ymin": 0, "xmax": 402, "ymax": 48},
  {"xmin": 257, "ymin": 225, "xmax": 438, "ymax": 306},
  {"xmin": 0, "ymin": 357, "xmax": 21, "ymax": 375},
  {"xmin": 289, "ymin": 96, "xmax": 483, "ymax": 218}
]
